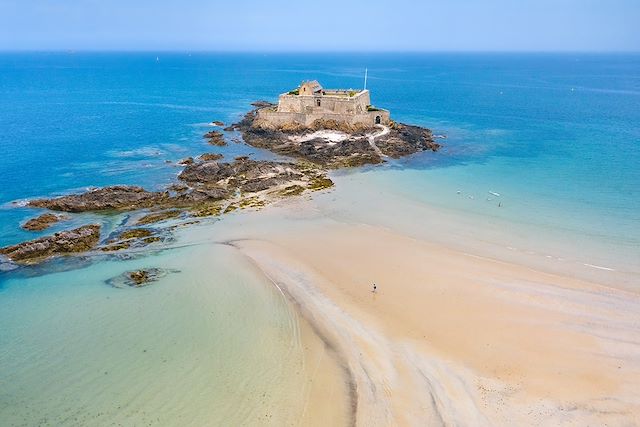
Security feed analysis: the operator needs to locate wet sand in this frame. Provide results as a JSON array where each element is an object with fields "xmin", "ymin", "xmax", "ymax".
[
  {"xmin": 190, "ymin": 185, "xmax": 640, "ymax": 426},
  {"xmin": 231, "ymin": 224, "xmax": 640, "ymax": 425}
]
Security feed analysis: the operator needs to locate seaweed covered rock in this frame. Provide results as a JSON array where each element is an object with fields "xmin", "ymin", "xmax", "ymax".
[
  {"xmin": 0, "ymin": 224, "xmax": 101, "ymax": 263},
  {"xmin": 135, "ymin": 210, "xmax": 182, "ymax": 225},
  {"xmin": 116, "ymin": 228, "xmax": 154, "ymax": 239}
]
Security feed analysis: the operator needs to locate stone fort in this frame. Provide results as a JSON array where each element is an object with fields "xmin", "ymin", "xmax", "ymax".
[{"xmin": 257, "ymin": 80, "xmax": 390, "ymax": 127}]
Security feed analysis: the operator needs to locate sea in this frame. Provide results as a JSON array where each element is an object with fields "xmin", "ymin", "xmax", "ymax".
[{"xmin": 0, "ymin": 52, "xmax": 638, "ymax": 425}]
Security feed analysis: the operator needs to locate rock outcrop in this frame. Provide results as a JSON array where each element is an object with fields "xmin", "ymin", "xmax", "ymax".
[
  {"xmin": 22, "ymin": 213, "xmax": 68, "ymax": 231},
  {"xmin": 0, "ymin": 224, "xmax": 101, "ymax": 263},
  {"xmin": 177, "ymin": 157, "xmax": 194, "ymax": 165},
  {"xmin": 204, "ymin": 130, "xmax": 226, "ymax": 146},
  {"xmin": 198, "ymin": 153, "xmax": 223, "ymax": 161},
  {"xmin": 28, "ymin": 186, "xmax": 169, "ymax": 213},
  {"xmin": 25, "ymin": 158, "xmax": 332, "ymax": 223}
]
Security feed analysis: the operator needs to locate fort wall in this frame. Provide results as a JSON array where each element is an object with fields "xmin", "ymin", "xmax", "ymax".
[
  {"xmin": 258, "ymin": 82, "xmax": 390, "ymax": 128},
  {"xmin": 258, "ymin": 109, "xmax": 390, "ymax": 127}
]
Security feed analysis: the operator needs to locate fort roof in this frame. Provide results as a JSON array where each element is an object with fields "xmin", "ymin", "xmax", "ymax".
[
  {"xmin": 299, "ymin": 80, "xmax": 323, "ymax": 95},
  {"xmin": 289, "ymin": 80, "xmax": 366, "ymax": 98}
]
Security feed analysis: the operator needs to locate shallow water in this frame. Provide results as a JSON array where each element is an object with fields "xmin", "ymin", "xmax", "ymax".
[{"xmin": 0, "ymin": 240, "xmax": 346, "ymax": 425}]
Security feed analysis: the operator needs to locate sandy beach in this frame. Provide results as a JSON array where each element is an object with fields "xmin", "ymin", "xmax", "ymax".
[{"xmin": 184, "ymin": 180, "xmax": 640, "ymax": 426}]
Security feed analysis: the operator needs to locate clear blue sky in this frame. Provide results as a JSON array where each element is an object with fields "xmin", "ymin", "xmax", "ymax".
[{"xmin": 1, "ymin": 0, "xmax": 638, "ymax": 51}]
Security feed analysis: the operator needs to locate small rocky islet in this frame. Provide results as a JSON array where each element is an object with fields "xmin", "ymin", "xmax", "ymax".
[
  {"xmin": 232, "ymin": 101, "xmax": 439, "ymax": 168},
  {"xmin": 2, "ymin": 83, "xmax": 441, "ymax": 265},
  {"xmin": 105, "ymin": 268, "xmax": 179, "ymax": 288},
  {"xmin": 21, "ymin": 212, "xmax": 69, "ymax": 231}
]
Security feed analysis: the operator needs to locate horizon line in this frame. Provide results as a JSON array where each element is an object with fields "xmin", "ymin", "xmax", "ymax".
[{"xmin": 1, "ymin": 49, "xmax": 640, "ymax": 55}]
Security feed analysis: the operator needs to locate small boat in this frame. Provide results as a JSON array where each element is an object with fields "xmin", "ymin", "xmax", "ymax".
[{"xmin": 488, "ymin": 191, "xmax": 500, "ymax": 197}]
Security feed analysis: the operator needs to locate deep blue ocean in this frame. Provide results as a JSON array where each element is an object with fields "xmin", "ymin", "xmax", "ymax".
[{"xmin": 0, "ymin": 52, "xmax": 638, "ymax": 265}]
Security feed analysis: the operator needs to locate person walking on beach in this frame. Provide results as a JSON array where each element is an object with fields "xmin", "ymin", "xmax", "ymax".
[{"xmin": 372, "ymin": 283, "xmax": 377, "ymax": 293}]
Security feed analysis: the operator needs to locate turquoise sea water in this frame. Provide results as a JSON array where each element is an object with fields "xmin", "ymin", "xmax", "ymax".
[
  {"xmin": 1, "ymin": 53, "xmax": 638, "ymax": 250},
  {"xmin": 1, "ymin": 53, "xmax": 639, "ymax": 423}
]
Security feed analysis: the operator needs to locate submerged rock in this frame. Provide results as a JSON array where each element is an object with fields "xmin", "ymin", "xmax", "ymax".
[
  {"xmin": 135, "ymin": 210, "xmax": 182, "ymax": 225},
  {"xmin": 116, "ymin": 228, "xmax": 154, "ymax": 240},
  {"xmin": 106, "ymin": 268, "xmax": 178, "ymax": 288},
  {"xmin": 100, "ymin": 227, "xmax": 166, "ymax": 252},
  {"xmin": 100, "ymin": 242, "xmax": 131, "ymax": 252},
  {"xmin": 28, "ymin": 186, "xmax": 169, "ymax": 212},
  {"xmin": 22, "ymin": 213, "xmax": 69, "ymax": 231},
  {"xmin": 0, "ymin": 224, "xmax": 101, "ymax": 263}
]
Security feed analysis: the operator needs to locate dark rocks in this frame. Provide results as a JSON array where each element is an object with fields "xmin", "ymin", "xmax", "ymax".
[
  {"xmin": 204, "ymin": 130, "xmax": 226, "ymax": 146},
  {"xmin": 0, "ymin": 224, "xmax": 101, "ymax": 263},
  {"xmin": 129, "ymin": 270, "xmax": 151, "ymax": 285},
  {"xmin": 251, "ymin": 100, "xmax": 275, "ymax": 109},
  {"xmin": 210, "ymin": 120, "xmax": 225, "ymax": 127},
  {"xmin": 22, "ymin": 213, "xmax": 68, "ymax": 231},
  {"xmin": 376, "ymin": 122, "xmax": 441, "ymax": 158},
  {"xmin": 198, "ymin": 153, "xmax": 223, "ymax": 161},
  {"xmin": 106, "ymin": 268, "xmax": 178, "ymax": 288},
  {"xmin": 28, "ymin": 186, "xmax": 169, "ymax": 213},
  {"xmin": 178, "ymin": 157, "xmax": 317, "ymax": 199},
  {"xmin": 177, "ymin": 157, "xmax": 194, "ymax": 165}
]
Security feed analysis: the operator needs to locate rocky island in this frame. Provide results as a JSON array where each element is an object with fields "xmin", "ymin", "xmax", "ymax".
[
  {"xmin": 2, "ymin": 80, "xmax": 440, "ymax": 265},
  {"xmin": 229, "ymin": 80, "xmax": 439, "ymax": 168}
]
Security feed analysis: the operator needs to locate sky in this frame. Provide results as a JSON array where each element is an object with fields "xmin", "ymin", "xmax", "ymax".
[{"xmin": 1, "ymin": 0, "xmax": 638, "ymax": 51}]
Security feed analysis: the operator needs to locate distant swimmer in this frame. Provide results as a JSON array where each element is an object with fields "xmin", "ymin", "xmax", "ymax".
[{"xmin": 372, "ymin": 283, "xmax": 377, "ymax": 293}]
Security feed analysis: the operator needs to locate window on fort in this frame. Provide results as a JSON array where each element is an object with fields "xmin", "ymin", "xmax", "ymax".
[{"xmin": 316, "ymin": 99, "xmax": 321, "ymax": 107}]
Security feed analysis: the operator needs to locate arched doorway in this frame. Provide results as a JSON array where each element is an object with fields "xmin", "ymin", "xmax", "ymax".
[{"xmin": 375, "ymin": 115, "xmax": 381, "ymax": 124}]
